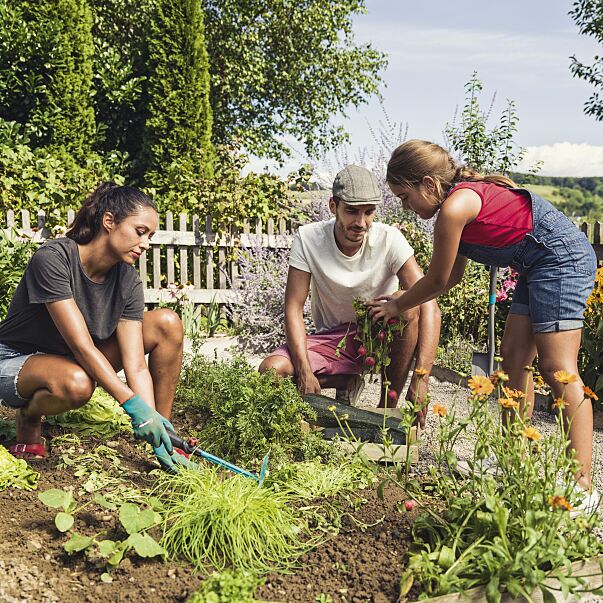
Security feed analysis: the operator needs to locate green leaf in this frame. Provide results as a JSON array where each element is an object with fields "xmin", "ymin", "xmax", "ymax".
[
  {"xmin": 64, "ymin": 532, "xmax": 93, "ymax": 554},
  {"xmin": 438, "ymin": 545, "xmax": 455, "ymax": 569},
  {"xmin": 107, "ymin": 545, "xmax": 126, "ymax": 567},
  {"xmin": 93, "ymin": 494, "xmax": 117, "ymax": 510},
  {"xmin": 55, "ymin": 512, "xmax": 74, "ymax": 533},
  {"xmin": 119, "ymin": 503, "xmax": 156, "ymax": 535},
  {"xmin": 485, "ymin": 576, "xmax": 501, "ymax": 603},
  {"xmin": 126, "ymin": 532, "xmax": 166, "ymax": 558},
  {"xmin": 540, "ymin": 586, "xmax": 556, "ymax": 603},
  {"xmin": 39, "ymin": 489, "xmax": 69, "ymax": 509},
  {"xmin": 97, "ymin": 539, "xmax": 117, "ymax": 557},
  {"xmin": 100, "ymin": 572, "xmax": 113, "ymax": 583}
]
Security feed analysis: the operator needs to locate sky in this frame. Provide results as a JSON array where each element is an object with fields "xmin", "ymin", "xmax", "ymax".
[{"xmin": 248, "ymin": 0, "xmax": 603, "ymax": 178}]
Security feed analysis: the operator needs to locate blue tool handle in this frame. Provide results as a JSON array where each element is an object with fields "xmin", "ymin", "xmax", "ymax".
[{"xmin": 196, "ymin": 449, "xmax": 259, "ymax": 482}]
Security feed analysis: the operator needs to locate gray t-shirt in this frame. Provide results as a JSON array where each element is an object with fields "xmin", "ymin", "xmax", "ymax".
[{"xmin": 0, "ymin": 237, "xmax": 144, "ymax": 355}]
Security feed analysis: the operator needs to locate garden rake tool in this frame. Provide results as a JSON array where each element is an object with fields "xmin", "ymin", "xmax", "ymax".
[
  {"xmin": 168, "ymin": 431, "xmax": 269, "ymax": 486},
  {"xmin": 471, "ymin": 266, "xmax": 498, "ymax": 377}
]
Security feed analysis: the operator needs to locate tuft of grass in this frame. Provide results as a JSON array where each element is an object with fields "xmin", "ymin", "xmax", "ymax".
[
  {"xmin": 155, "ymin": 467, "xmax": 318, "ymax": 573},
  {"xmin": 269, "ymin": 459, "xmax": 375, "ymax": 500}
]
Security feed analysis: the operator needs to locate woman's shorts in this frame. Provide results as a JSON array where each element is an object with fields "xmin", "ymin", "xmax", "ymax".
[
  {"xmin": 509, "ymin": 231, "xmax": 597, "ymax": 333},
  {"xmin": 0, "ymin": 343, "xmax": 36, "ymax": 408}
]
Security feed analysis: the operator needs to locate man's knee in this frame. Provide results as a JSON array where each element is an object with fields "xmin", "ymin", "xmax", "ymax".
[
  {"xmin": 400, "ymin": 305, "xmax": 420, "ymax": 325},
  {"xmin": 259, "ymin": 355, "xmax": 294, "ymax": 377}
]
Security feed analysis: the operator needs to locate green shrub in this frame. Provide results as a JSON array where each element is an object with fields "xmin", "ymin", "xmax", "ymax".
[
  {"xmin": 176, "ymin": 355, "xmax": 325, "ymax": 465},
  {"xmin": 0, "ymin": 229, "xmax": 38, "ymax": 319},
  {"xmin": 187, "ymin": 569, "xmax": 263, "ymax": 603}
]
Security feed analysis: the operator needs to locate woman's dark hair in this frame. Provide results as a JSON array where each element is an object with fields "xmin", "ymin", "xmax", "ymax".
[{"xmin": 66, "ymin": 182, "xmax": 157, "ymax": 244}]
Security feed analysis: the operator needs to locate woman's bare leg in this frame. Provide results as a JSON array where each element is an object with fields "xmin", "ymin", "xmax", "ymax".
[{"xmin": 97, "ymin": 308, "xmax": 184, "ymax": 419}]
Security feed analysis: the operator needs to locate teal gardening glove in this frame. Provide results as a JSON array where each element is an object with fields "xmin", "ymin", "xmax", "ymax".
[
  {"xmin": 152, "ymin": 415, "xmax": 199, "ymax": 473},
  {"xmin": 122, "ymin": 394, "xmax": 174, "ymax": 453}
]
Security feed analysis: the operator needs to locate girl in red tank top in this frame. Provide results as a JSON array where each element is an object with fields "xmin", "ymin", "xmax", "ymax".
[{"xmin": 367, "ymin": 139, "xmax": 598, "ymax": 511}]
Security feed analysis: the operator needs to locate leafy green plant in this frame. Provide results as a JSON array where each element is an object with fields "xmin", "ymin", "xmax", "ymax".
[
  {"xmin": 187, "ymin": 569, "xmax": 264, "ymax": 603},
  {"xmin": 155, "ymin": 467, "xmax": 317, "ymax": 573},
  {"xmin": 396, "ymin": 373, "xmax": 602, "ymax": 601},
  {"xmin": 47, "ymin": 387, "xmax": 132, "ymax": 437},
  {"xmin": 176, "ymin": 355, "xmax": 325, "ymax": 465},
  {"xmin": 0, "ymin": 444, "xmax": 38, "ymax": 490},
  {"xmin": 38, "ymin": 488, "xmax": 165, "ymax": 580},
  {"xmin": 0, "ymin": 229, "xmax": 38, "ymax": 319},
  {"xmin": 268, "ymin": 458, "xmax": 374, "ymax": 500}
]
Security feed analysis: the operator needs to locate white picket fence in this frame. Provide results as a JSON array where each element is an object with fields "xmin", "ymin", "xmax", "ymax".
[{"xmin": 3, "ymin": 209, "xmax": 295, "ymax": 305}]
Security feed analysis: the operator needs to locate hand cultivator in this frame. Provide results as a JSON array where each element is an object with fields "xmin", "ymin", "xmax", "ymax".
[{"xmin": 168, "ymin": 431, "xmax": 269, "ymax": 486}]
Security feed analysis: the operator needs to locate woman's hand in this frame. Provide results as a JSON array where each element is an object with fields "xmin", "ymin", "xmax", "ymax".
[
  {"xmin": 122, "ymin": 394, "xmax": 174, "ymax": 451},
  {"xmin": 367, "ymin": 295, "xmax": 401, "ymax": 324}
]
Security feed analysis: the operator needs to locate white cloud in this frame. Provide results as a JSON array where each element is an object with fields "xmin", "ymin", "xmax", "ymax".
[{"xmin": 516, "ymin": 143, "xmax": 603, "ymax": 177}]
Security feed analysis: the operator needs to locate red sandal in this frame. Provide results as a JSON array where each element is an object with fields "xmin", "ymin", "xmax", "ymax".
[{"xmin": 9, "ymin": 439, "xmax": 47, "ymax": 460}]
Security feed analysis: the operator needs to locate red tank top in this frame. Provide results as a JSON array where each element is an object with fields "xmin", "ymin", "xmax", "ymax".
[{"xmin": 450, "ymin": 182, "xmax": 533, "ymax": 247}]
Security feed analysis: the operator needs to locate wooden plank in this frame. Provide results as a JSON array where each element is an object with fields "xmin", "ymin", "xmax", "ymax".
[
  {"xmin": 153, "ymin": 245, "xmax": 161, "ymax": 289},
  {"xmin": 192, "ymin": 215, "xmax": 201, "ymax": 288},
  {"xmin": 218, "ymin": 246, "xmax": 227, "ymax": 289},
  {"xmin": 165, "ymin": 212, "xmax": 175, "ymax": 285},
  {"xmin": 21, "ymin": 209, "xmax": 29, "ymax": 230},
  {"xmin": 205, "ymin": 216, "xmax": 214, "ymax": 289},
  {"xmin": 278, "ymin": 217, "xmax": 287, "ymax": 235},
  {"xmin": 139, "ymin": 250, "xmax": 148, "ymax": 291},
  {"xmin": 143, "ymin": 288, "xmax": 236, "ymax": 304},
  {"xmin": 337, "ymin": 440, "xmax": 419, "ymax": 465},
  {"xmin": 67, "ymin": 209, "xmax": 75, "ymax": 227},
  {"xmin": 179, "ymin": 213, "xmax": 188, "ymax": 284},
  {"xmin": 125, "ymin": 229, "xmax": 293, "ymax": 248},
  {"xmin": 6, "ymin": 210, "xmax": 14, "ymax": 227}
]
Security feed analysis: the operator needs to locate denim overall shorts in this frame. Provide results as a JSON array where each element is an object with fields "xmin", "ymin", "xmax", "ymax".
[{"xmin": 458, "ymin": 189, "xmax": 597, "ymax": 333}]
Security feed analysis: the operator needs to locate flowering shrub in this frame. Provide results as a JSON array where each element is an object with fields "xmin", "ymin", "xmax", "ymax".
[
  {"xmin": 396, "ymin": 370, "xmax": 602, "ymax": 600},
  {"xmin": 227, "ymin": 243, "xmax": 314, "ymax": 354},
  {"xmin": 580, "ymin": 267, "xmax": 603, "ymax": 408}
]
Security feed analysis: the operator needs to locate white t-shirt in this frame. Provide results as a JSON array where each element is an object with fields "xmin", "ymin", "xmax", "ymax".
[{"xmin": 289, "ymin": 219, "xmax": 414, "ymax": 332}]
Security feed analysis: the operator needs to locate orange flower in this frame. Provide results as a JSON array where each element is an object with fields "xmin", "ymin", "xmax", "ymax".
[
  {"xmin": 553, "ymin": 370, "xmax": 577, "ymax": 385},
  {"xmin": 432, "ymin": 403, "xmax": 447, "ymax": 417},
  {"xmin": 490, "ymin": 370, "xmax": 509, "ymax": 384},
  {"xmin": 498, "ymin": 397, "xmax": 519, "ymax": 410},
  {"xmin": 468, "ymin": 376, "xmax": 494, "ymax": 396},
  {"xmin": 415, "ymin": 367, "xmax": 428, "ymax": 377},
  {"xmin": 552, "ymin": 398, "xmax": 566, "ymax": 410},
  {"xmin": 523, "ymin": 426, "xmax": 542, "ymax": 441},
  {"xmin": 502, "ymin": 387, "xmax": 525, "ymax": 401},
  {"xmin": 583, "ymin": 385, "xmax": 599, "ymax": 401},
  {"xmin": 548, "ymin": 495, "xmax": 572, "ymax": 511}
]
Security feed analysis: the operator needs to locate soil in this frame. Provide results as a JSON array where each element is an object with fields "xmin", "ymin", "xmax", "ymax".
[{"xmin": 0, "ymin": 407, "xmax": 416, "ymax": 603}]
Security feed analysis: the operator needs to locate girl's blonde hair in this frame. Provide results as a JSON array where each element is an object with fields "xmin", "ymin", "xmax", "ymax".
[{"xmin": 386, "ymin": 139, "xmax": 517, "ymax": 200}]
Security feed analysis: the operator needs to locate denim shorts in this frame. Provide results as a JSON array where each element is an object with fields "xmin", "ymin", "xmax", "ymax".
[
  {"xmin": 509, "ymin": 229, "xmax": 597, "ymax": 332},
  {"xmin": 0, "ymin": 343, "xmax": 37, "ymax": 408}
]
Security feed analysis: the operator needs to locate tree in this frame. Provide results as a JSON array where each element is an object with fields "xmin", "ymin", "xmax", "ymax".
[
  {"xmin": 570, "ymin": 0, "xmax": 603, "ymax": 121},
  {"xmin": 143, "ymin": 0, "xmax": 214, "ymax": 186},
  {"xmin": 0, "ymin": 0, "xmax": 96, "ymax": 160},
  {"xmin": 202, "ymin": 0, "xmax": 388, "ymax": 160}
]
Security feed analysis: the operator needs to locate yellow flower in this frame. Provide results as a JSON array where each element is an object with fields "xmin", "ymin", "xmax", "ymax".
[
  {"xmin": 340, "ymin": 413, "xmax": 349, "ymax": 422},
  {"xmin": 548, "ymin": 495, "xmax": 572, "ymax": 511},
  {"xmin": 415, "ymin": 367, "xmax": 428, "ymax": 377},
  {"xmin": 328, "ymin": 405, "xmax": 336, "ymax": 412},
  {"xmin": 498, "ymin": 397, "xmax": 519, "ymax": 409},
  {"xmin": 583, "ymin": 385, "xmax": 599, "ymax": 401},
  {"xmin": 553, "ymin": 370, "xmax": 577, "ymax": 385},
  {"xmin": 467, "ymin": 375, "xmax": 494, "ymax": 396},
  {"xmin": 523, "ymin": 365, "xmax": 535, "ymax": 372},
  {"xmin": 523, "ymin": 426, "xmax": 542, "ymax": 441},
  {"xmin": 490, "ymin": 370, "xmax": 509, "ymax": 384},
  {"xmin": 502, "ymin": 387, "xmax": 525, "ymax": 401},
  {"xmin": 552, "ymin": 398, "xmax": 566, "ymax": 410},
  {"xmin": 432, "ymin": 403, "xmax": 447, "ymax": 417}
]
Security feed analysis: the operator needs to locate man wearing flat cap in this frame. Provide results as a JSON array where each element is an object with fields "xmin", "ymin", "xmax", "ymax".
[{"xmin": 259, "ymin": 165, "xmax": 441, "ymax": 426}]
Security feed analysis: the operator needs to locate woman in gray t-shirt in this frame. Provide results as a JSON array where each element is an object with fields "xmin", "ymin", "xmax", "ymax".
[{"xmin": 0, "ymin": 182, "xmax": 189, "ymax": 473}]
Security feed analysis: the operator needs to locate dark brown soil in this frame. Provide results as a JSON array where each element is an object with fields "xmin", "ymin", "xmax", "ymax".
[{"xmin": 0, "ymin": 407, "xmax": 416, "ymax": 603}]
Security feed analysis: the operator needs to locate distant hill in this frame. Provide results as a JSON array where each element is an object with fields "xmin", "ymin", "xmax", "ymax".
[{"xmin": 510, "ymin": 172, "xmax": 603, "ymax": 219}]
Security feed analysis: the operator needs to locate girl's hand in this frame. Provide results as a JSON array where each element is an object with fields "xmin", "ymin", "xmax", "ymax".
[{"xmin": 367, "ymin": 296, "xmax": 400, "ymax": 324}]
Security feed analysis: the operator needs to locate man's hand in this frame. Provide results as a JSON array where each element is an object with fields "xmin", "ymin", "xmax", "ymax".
[
  {"xmin": 406, "ymin": 375, "xmax": 430, "ymax": 430},
  {"xmin": 297, "ymin": 370, "xmax": 321, "ymax": 395}
]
